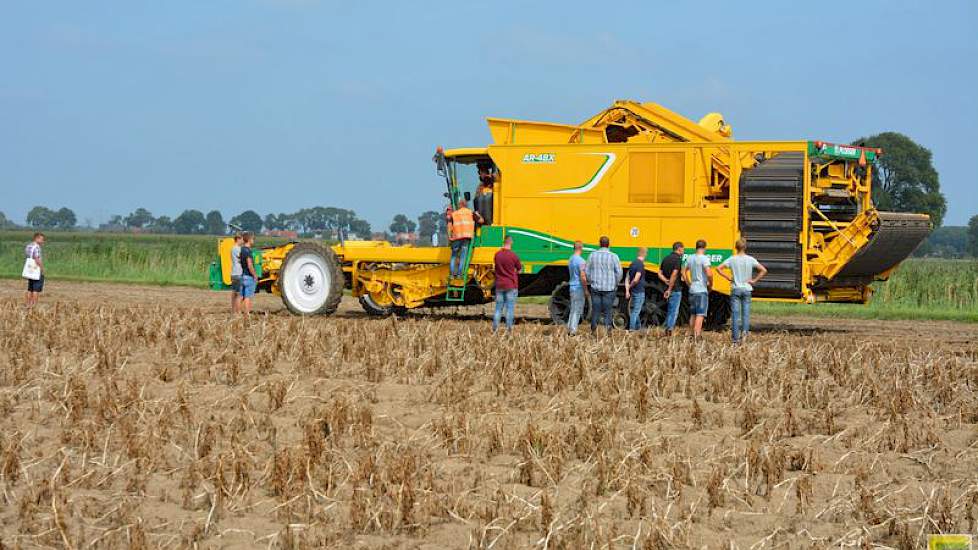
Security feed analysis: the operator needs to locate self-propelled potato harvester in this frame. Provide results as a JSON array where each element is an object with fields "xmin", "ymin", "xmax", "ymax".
[{"xmin": 209, "ymin": 100, "xmax": 930, "ymax": 328}]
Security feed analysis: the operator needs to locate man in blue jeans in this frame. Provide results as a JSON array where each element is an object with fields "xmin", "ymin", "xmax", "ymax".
[
  {"xmin": 585, "ymin": 236, "xmax": 622, "ymax": 334},
  {"xmin": 657, "ymin": 242, "xmax": 684, "ymax": 335},
  {"xmin": 566, "ymin": 241, "xmax": 588, "ymax": 335},
  {"xmin": 492, "ymin": 236, "xmax": 522, "ymax": 331},
  {"xmin": 717, "ymin": 239, "xmax": 767, "ymax": 343},
  {"xmin": 624, "ymin": 247, "xmax": 647, "ymax": 331}
]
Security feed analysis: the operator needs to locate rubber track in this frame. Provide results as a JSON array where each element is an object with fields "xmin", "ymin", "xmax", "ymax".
[
  {"xmin": 833, "ymin": 211, "xmax": 931, "ymax": 280},
  {"xmin": 738, "ymin": 152, "xmax": 804, "ymax": 298}
]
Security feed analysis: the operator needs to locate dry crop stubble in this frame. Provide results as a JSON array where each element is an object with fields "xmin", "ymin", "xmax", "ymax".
[{"xmin": 0, "ymin": 296, "xmax": 976, "ymax": 549}]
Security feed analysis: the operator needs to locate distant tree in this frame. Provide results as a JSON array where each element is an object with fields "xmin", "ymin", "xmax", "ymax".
[
  {"xmin": 55, "ymin": 207, "xmax": 77, "ymax": 230},
  {"xmin": 124, "ymin": 208, "xmax": 155, "ymax": 229},
  {"xmin": 264, "ymin": 213, "xmax": 284, "ymax": 231},
  {"xmin": 389, "ymin": 214, "xmax": 416, "ymax": 234},
  {"xmin": 324, "ymin": 207, "xmax": 364, "ymax": 240},
  {"xmin": 173, "ymin": 209, "xmax": 207, "ymax": 234},
  {"xmin": 107, "ymin": 214, "xmax": 124, "ymax": 226},
  {"xmin": 914, "ymin": 226, "xmax": 969, "ymax": 258},
  {"xmin": 0, "ymin": 211, "xmax": 15, "ymax": 229},
  {"xmin": 968, "ymin": 215, "xmax": 978, "ymax": 258},
  {"xmin": 417, "ymin": 210, "xmax": 440, "ymax": 243},
  {"xmin": 205, "ymin": 210, "xmax": 225, "ymax": 234},
  {"xmin": 853, "ymin": 132, "xmax": 947, "ymax": 226},
  {"xmin": 348, "ymin": 218, "xmax": 371, "ymax": 239},
  {"xmin": 152, "ymin": 215, "xmax": 174, "ymax": 234},
  {"xmin": 26, "ymin": 206, "xmax": 58, "ymax": 229},
  {"xmin": 230, "ymin": 210, "xmax": 263, "ymax": 233}
]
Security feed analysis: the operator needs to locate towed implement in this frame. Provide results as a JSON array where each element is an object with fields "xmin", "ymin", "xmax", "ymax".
[{"xmin": 209, "ymin": 100, "xmax": 930, "ymax": 327}]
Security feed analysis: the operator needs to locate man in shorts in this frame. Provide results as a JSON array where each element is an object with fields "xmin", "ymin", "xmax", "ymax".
[
  {"xmin": 683, "ymin": 239, "xmax": 713, "ymax": 338},
  {"xmin": 239, "ymin": 232, "xmax": 258, "ymax": 316},
  {"xmin": 230, "ymin": 233, "xmax": 243, "ymax": 313},
  {"xmin": 24, "ymin": 232, "xmax": 45, "ymax": 308}
]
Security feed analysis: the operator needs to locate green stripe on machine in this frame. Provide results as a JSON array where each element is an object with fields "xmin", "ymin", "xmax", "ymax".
[{"xmin": 477, "ymin": 225, "xmax": 732, "ymax": 270}]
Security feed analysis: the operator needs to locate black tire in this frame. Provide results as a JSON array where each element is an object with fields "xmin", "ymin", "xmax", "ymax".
[
  {"xmin": 358, "ymin": 295, "xmax": 408, "ymax": 317},
  {"xmin": 639, "ymin": 282, "xmax": 669, "ymax": 328},
  {"xmin": 705, "ymin": 291, "xmax": 731, "ymax": 330},
  {"xmin": 619, "ymin": 279, "xmax": 688, "ymax": 330},
  {"xmin": 359, "ymin": 295, "xmax": 393, "ymax": 317},
  {"xmin": 277, "ymin": 243, "xmax": 344, "ymax": 316},
  {"xmin": 612, "ymin": 291, "xmax": 629, "ymax": 329},
  {"xmin": 548, "ymin": 282, "xmax": 590, "ymax": 325}
]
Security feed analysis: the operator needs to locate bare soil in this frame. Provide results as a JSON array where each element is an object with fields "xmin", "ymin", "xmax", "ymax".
[{"xmin": 1, "ymin": 280, "xmax": 976, "ymax": 548}]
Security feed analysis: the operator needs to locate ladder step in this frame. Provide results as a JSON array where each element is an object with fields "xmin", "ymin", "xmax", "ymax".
[{"xmin": 446, "ymin": 286, "xmax": 466, "ymax": 302}]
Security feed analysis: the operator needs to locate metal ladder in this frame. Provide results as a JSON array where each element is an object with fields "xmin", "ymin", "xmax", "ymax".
[{"xmin": 445, "ymin": 237, "xmax": 476, "ymax": 302}]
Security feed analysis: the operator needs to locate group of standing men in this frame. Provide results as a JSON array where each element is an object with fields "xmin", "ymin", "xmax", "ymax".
[
  {"xmin": 436, "ymin": 193, "xmax": 769, "ymax": 340},
  {"xmin": 486, "ymin": 231, "xmax": 767, "ymax": 342},
  {"xmin": 566, "ymin": 236, "xmax": 767, "ymax": 342}
]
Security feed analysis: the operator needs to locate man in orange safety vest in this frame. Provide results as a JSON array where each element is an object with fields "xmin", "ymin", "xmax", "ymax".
[{"xmin": 448, "ymin": 198, "xmax": 482, "ymax": 280}]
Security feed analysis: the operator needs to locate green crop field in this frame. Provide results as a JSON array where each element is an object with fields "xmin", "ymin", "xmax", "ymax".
[
  {"xmin": 2, "ymin": 231, "xmax": 976, "ymax": 322},
  {"xmin": 0, "ymin": 230, "xmax": 287, "ymax": 288},
  {"xmin": 752, "ymin": 258, "xmax": 978, "ymax": 322}
]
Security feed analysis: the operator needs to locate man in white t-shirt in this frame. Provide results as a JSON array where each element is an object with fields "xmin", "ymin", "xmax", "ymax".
[
  {"xmin": 717, "ymin": 239, "xmax": 768, "ymax": 343},
  {"xmin": 683, "ymin": 239, "xmax": 712, "ymax": 338}
]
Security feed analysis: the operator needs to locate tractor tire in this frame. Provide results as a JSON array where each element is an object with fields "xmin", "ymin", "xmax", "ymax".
[
  {"xmin": 277, "ymin": 242, "xmax": 344, "ymax": 316},
  {"xmin": 548, "ymin": 282, "xmax": 590, "ymax": 325},
  {"xmin": 359, "ymin": 295, "xmax": 393, "ymax": 317},
  {"xmin": 705, "ymin": 291, "xmax": 731, "ymax": 330}
]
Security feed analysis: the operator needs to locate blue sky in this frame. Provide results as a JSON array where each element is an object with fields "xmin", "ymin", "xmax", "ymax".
[{"xmin": 2, "ymin": 0, "xmax": 976, "ymax": 228}]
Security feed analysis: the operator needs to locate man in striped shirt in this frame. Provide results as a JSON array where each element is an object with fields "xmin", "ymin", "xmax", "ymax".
[{"xmin": 585, "ymin": 236, "xmax": 622, "ymax": 333}]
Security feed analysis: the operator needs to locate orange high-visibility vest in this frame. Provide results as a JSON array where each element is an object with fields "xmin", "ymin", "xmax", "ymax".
[{"xmin": 450, "ymin": 207, "xmax": 475, "ymax": 240}]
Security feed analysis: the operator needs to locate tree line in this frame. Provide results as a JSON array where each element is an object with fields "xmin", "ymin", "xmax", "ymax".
[{"xmin": 3, "ymin": 205, "xmax": 451, "ymax": 244}]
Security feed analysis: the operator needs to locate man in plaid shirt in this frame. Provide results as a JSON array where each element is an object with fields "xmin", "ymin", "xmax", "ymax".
[
  {"xmin": 24, "ymin": 232, "xmax": 45, "ymax": 308},
  {"xmin": 585, "ymin": 236, "xmax": 622, "ymax": 333}
]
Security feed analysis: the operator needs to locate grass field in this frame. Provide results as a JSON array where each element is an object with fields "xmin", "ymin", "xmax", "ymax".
[
  {"xmin": 2, "ymin": 231, "xmax": 976, "ymax": 321},
  {"xmin": 0, "ymin": 230, "xmax": 285, "ymax": 288}
]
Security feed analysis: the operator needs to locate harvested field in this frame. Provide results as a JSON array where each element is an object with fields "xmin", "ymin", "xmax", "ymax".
[{"xmin": 1, "ymin": 280, "xmax": 976, "ymax": 548}]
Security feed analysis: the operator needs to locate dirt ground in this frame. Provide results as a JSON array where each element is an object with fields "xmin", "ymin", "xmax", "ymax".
[
  {"xmin": 6, "ymin": 279, "xmax": 978, "ymax": 344},
  {"xmin": 1, "ymin": 279, "xmax": 976, "ymax": 549}
]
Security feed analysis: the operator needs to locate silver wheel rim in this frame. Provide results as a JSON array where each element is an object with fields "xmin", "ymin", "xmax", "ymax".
[{"xmin": 283, "ymin": 251, "xmax": 330, "ymax": 313}]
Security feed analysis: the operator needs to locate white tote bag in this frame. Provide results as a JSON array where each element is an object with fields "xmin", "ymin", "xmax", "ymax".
[{"xmin": 22, "ymin": 258, "xmax": 41, "ymax": 280}]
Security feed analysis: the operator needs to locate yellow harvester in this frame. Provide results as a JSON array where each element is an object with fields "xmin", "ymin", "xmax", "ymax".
[{"xmin": 209, "ymin": 100, "xmax": 930, "ymax": 328}]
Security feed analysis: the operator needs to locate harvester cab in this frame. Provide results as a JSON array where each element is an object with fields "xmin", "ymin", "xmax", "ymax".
[
  {"xmin": 435, "ymin": 148, "xmax": 498, "ymax": 301},
  {"xmin": 435, "ymin": 148, "xmax": 496, "ymax": 216}
]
